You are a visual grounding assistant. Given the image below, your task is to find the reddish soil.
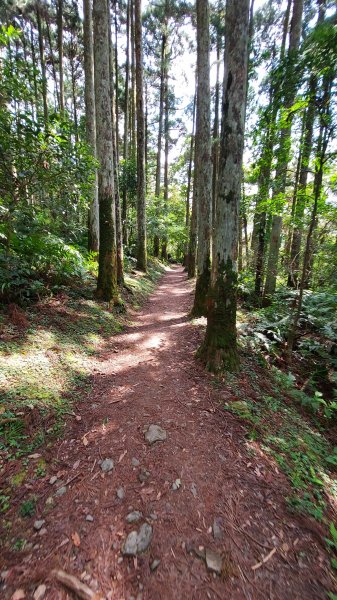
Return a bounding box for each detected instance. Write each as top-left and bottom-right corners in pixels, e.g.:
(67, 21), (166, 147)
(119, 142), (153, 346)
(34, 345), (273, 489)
(0, 267), (334, 599)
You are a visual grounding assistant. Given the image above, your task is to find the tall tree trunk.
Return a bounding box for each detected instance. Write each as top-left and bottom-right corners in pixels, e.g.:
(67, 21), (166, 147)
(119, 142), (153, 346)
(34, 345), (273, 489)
(211, 34), (221, 265)
(161, 50), (169, 261)
(83, 0), (99, 253)
(109, 0), (124, 285)
(93, 0), (118, 301)
(263, 0), (304, 301)
(70, 32), (78, 142)
(153, 30), (166, 258)
(36, 4), (48, 126)
(122, 0), (131, 245)
(191, 0), (212, 317)
(184, 90), (196, 268)
(57, 0), (64, 113)
(199, 0), (250, 372)
(130, 0), (136, 161)
(114, 0), (120, 161)
(187, 178), (198, 279)
(135, 0), (147, 271)
(46, 16), (60, 110)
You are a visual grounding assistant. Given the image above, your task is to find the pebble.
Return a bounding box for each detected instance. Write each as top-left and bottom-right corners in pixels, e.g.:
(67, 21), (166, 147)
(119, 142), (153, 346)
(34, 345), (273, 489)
(205, 548), (222, 575)
(55, 486), (67, 497)
(122, 531), (138, 556)
(213, 517), (223, 540)
(33, 584), (46, 600)
(126, 511), (142, 524)
(45, 496), (54, 506)
(171, 478), (181, 491)
(132, 457), (140, 467)
(33, 520), (45, 531)
(101, 458), (114, 473)
(122, 524), (153, 556)
(150, 559), (160, 571)
(117, 487), (125, 500)
(86, 515), (94, 522)
(39, 528), (47, 536)
(144, 424), (167, 445)
(138, 468), (150, 483)
(49, 476), (57, 485)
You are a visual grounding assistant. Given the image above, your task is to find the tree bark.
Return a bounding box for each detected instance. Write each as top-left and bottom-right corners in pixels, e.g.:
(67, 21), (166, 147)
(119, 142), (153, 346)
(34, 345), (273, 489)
(122, 0), (131, 245)
(191, 0), (212, 317)
(153, 29), (166, 257)
(199, 0), (250, 372)
(36, 4), (48, 126)
(135, 0), (147, 271)
(93, 0), (118, 301)
(83, 0), (99, 253)
(57, 0), (64, 113)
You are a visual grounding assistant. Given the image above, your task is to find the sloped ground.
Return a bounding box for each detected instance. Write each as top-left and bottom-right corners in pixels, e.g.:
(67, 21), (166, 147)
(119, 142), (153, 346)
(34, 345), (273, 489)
(0, 266), (335, 599)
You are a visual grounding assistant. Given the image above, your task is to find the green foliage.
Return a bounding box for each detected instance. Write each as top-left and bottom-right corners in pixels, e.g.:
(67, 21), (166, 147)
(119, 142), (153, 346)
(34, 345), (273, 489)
(19, 497), (36, 517)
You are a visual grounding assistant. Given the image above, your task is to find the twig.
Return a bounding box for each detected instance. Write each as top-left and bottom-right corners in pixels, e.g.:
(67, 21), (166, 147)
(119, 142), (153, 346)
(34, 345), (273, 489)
(251, 547), (276, 571)
(52, 569), (103, 600)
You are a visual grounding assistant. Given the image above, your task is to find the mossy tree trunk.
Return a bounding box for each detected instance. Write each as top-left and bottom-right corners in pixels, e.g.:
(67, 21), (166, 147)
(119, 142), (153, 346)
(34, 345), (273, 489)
(154, 30), (166, 258)
(122, 0), (130, 246)
(83, 0), (99, 253)
(93, 0), (118, 301)
(191, 0), (212, 317)
(199, 0), (250, 372)
(135, 0), (147, 271)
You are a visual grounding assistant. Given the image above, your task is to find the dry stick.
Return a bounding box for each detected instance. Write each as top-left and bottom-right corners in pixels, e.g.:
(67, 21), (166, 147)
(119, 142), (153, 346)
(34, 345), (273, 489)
(52, 569), (103, 600)
(251, 547), (277, 571)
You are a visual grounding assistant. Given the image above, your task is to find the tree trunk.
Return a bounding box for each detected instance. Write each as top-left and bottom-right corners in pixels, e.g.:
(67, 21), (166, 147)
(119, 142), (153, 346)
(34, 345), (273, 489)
(199, 0), (250, 372)
(211, 34), (220, 265)
(57, 0), (64, 113)
(83, 0), (99, 253)
(122, 0), (130, 245)
(153, 30), (166, 257)
(36, 4), (48, 126)
(93, 0), (118, 301)
(135, 0), (147, 271)
(184, 90), (196, 268)
(191, 0), (212, 317)
(263, 0), (304, 301)
(161, 50), (169, 261)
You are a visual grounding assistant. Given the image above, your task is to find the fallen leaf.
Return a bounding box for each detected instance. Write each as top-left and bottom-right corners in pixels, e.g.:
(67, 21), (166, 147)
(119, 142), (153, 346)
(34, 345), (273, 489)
(82, 436), (89, 447)
(28, 453), (41, 459)
(11, 590), (26, 600)
(73, 460), (80, 470)
(71, 532), (81, 547)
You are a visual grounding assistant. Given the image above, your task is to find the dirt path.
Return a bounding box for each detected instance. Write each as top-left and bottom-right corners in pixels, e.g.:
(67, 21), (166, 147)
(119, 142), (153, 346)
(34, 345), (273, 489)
(1, 267), (333, 599)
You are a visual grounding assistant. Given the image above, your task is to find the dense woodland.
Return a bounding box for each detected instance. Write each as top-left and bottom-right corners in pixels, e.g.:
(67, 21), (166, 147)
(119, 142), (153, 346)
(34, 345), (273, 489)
(1, 0), (337, 590)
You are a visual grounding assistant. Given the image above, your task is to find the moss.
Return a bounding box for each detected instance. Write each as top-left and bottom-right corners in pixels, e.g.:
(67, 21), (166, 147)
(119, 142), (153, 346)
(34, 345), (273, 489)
(10, 470), (27, 488)
(198, 257), (239, 372)
(190, 259), (211, 318)
(97, 193), (118, 301)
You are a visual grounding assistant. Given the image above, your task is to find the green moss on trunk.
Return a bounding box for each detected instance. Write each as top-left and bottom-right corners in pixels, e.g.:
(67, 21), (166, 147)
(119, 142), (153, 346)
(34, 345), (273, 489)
(97, 192), (118, 301)
(198, 257), (239, 372)
(190, 259), (210, 317)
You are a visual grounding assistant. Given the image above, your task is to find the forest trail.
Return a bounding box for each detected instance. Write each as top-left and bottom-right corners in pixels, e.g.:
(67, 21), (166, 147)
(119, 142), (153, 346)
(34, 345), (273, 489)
(1, 267), (333, 599)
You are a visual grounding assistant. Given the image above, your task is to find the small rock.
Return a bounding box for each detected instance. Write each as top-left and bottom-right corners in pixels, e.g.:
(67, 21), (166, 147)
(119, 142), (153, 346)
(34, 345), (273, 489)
(144, 424), (167, 445)
(205, 548), (222, 575)
(86, 515), (94, 522)
(149, 513), (157, 521)
(39, 528), (47, 536)
(1, 570), (9, 581)
(45, 496), (54, 506)
(101, 458), (114, 473)
(213, 517), (223, 540)
(171, 478), (181, 491)
(126, 511), (143, 524)
(55, 486), (67, 497)
(33, 584), (46, 600)
(49, 476), (57, 485)
(33, 520), (45, 531)
(136, 523), (153, 553)
(117, 557), (123, 564)
(150, 559), (160, 571)
(191, 483), (197, 498)
(138, 468), (150, 483)
(131, 457), (140, 467)
(11, 590), (26, 600)
(122, 531), (138, 556)
(117, 487), (125, 500)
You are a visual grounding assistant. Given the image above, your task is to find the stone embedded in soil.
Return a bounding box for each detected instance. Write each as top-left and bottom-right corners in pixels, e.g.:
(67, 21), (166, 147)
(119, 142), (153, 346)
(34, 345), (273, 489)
(132, 457), (140, 467)
(55, 486), (67, 497)
(138, 468), (150, 483)
(213, 517), (223, 540)
(122, 524), (153, 556)
(144, 424), (167, 445)
(33, 584), (46, 600)
(39, 528), (47, 536)
(33, 520), (45, 531)
(191, 482), (197, 498)
(171, 478), (181, 491)
(136, 523), (153, 553)
(49, 476), (57, 485)
(122, 531), (138, 556)
(117, 487), (125, 499)
(86, 514), (94, 522)
(126, 511), (143, 524)
(205, 548), (222, 575)
(150, 559), (160, 571)
(100, 458), (114, 473)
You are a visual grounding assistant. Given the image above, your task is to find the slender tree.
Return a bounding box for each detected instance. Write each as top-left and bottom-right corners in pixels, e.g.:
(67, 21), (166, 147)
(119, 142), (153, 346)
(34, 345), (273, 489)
(191, 0), (212, 317)
(135, 0), (147, 271)
(199, 0), (250, 371)
(93, 0), (118, 301)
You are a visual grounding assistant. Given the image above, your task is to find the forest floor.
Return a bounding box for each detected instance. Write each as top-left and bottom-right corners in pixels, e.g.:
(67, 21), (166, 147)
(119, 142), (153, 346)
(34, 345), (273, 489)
(1, 266), (336, 600)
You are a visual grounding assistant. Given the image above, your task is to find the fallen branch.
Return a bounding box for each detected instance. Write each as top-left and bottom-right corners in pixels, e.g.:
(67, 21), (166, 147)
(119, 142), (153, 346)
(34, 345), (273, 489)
(52, 569), (103, 600)
(251, 547), (276, 571)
